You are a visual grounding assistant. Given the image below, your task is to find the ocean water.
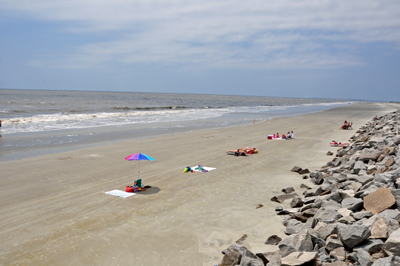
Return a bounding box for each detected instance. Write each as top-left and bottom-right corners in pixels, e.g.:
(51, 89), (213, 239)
(0, 89), (353, 161)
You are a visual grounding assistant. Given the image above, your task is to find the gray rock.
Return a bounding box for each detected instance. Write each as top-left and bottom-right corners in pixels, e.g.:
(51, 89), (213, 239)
(239, 254), (264, 266)
(353, 160), (367, 174)
(316, 247), (330, 262)
(219, 248), (241, 266)
(290, 196), (303, 208)
(314, 209), (342, 224)
(222, 244), (264, 266)
(321, 200), (342, 211)
(315, 223), (337, 240)
(383, 228), (400, 256)
(280, 251), (317, 266)
(302, 196), (317, 205)
(351, 211), (373, 220)
(330, 246), (346, 262)
(371, 255), (400, 266)
(291, 166), (302, 172)
(300, 183), (311, 189)
(284, 219), (303, 235)
(357, 249), (373, 266)
(271, 192), (298, 203)
(279, 228), (314, 257)
(310, 172), (324, 185)
(298, 168), (310, 175)
(336, 216), (356, 224)
(256, 249), (281, 266)
(337, 223), (371, 248)
(347, 174), (375, 186)
(341, 197), (364, 211)
(377, 208), (400, 221)
(353, 239), (384, 254)
(359, 150), (381, 162)
(278, 235), (296, 257)
(325, 234), (343, 252)
(304, 186), (323, 197)
(308, 228), (325, 249)
(282, 186), (295, 194)
(265, 235), (282, 245)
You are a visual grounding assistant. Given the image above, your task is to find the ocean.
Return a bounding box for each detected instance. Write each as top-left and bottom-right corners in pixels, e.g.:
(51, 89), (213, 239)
(0, 89), (353, 161)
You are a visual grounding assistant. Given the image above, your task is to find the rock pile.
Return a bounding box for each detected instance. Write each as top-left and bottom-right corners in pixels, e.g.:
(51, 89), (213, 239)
(218, 110), (400, 266)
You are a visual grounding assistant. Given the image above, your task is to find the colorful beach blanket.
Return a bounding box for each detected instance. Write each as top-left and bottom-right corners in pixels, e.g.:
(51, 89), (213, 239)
(105, 189), (136, 198)
(191, 165), (216, 172)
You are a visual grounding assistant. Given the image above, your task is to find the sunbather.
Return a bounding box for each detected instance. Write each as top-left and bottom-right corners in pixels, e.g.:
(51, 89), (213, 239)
(226, 149), (246, 156)
(241, 147), (258, 154)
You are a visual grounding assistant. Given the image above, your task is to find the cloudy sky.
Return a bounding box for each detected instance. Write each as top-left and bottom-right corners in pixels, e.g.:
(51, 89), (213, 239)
(1, 0), (399, 101)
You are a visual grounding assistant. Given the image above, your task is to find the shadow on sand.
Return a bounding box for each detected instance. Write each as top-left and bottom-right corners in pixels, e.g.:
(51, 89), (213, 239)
(135, 186), (161, 195)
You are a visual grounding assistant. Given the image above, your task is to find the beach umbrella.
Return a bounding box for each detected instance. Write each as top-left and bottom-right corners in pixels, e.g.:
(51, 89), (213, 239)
(125, 153), (155, 179)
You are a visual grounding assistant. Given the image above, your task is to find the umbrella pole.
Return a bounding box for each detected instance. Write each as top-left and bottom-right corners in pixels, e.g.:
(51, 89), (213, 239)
(138, 160), (140, 180)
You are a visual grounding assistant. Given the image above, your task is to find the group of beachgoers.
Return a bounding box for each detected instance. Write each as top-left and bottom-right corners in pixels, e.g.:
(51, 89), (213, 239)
(267, 131), (294, 140)
(340, 120), (353, 130)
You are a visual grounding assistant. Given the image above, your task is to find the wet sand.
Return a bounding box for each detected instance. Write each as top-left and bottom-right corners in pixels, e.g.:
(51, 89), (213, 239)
(0, 102), (397, 266)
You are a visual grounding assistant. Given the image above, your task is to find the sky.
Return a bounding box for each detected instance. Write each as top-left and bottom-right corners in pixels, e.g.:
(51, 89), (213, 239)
(0, 0), (399, 102)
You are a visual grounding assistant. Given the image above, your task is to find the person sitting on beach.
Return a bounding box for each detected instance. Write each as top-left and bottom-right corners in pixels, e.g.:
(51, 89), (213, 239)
(373, 116), (378, 121)
(276, 133), (280, 138)
(341, 121), (348, 130)
(282, 134), (287, 139)
(286, 131), (291, 138)
(289, 131), (294, 138)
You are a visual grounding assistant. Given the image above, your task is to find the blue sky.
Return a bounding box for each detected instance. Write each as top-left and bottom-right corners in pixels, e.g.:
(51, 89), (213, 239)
(1, 0), (399, 101)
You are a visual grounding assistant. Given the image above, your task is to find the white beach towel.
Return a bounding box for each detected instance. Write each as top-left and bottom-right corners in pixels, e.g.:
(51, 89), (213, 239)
(191, 166), (216, 172)
(105, 189), (136, 198)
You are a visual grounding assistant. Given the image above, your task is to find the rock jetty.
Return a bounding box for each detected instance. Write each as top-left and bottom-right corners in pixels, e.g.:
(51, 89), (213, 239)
(217, 110), (400, 266)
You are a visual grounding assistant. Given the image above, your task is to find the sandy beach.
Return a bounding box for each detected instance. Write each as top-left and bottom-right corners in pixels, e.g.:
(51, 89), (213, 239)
(0, 102), (398, 266)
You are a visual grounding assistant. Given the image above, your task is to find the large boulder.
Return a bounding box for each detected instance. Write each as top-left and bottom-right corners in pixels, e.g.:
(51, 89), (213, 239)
(364, 187), (396, 214)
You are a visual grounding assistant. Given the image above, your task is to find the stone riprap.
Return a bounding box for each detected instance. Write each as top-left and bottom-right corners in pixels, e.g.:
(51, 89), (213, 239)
(218, 110), (400, 266)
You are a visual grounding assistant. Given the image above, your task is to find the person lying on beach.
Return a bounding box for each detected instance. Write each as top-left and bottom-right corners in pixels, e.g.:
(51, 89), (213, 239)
(226, 149), (247, 156)
(240, 147), (258, 154)
(330, 140), (349, 147)
(227, 147), (258, 155)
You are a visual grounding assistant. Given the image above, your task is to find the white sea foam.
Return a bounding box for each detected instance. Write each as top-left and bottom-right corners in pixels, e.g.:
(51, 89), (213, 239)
(1, 102), (353, 135)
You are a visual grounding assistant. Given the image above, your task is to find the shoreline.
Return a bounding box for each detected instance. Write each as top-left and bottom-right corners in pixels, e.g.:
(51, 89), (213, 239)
(0, 102), (353, 162)
(0, 102), (398, 265)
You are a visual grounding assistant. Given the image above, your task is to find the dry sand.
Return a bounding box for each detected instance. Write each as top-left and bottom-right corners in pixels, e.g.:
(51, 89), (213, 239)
(0, 102), (398, 266)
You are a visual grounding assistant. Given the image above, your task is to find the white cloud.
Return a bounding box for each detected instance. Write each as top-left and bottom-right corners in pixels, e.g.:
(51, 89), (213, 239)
(3, 0), (400, 69)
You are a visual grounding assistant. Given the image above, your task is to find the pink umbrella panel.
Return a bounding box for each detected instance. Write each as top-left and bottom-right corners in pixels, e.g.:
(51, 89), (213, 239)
(125, 153), (155, 179)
